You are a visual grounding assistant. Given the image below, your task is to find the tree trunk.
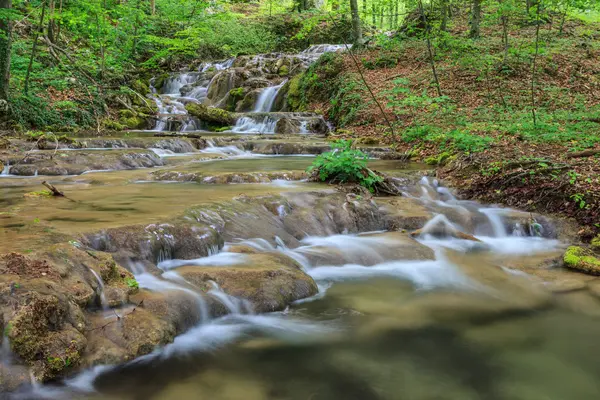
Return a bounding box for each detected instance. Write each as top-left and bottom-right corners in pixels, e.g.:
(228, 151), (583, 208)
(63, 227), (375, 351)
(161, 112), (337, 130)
(440, 0), (448, 31)
(150, 0), (155, 15)
(349, 0), (363, 45)
(24, 0), (47, 95)
(371, 3), (376, 26)
(0, 0), (12, 104)
(418, 0), (443, 97)
(470, 0), (482, 38)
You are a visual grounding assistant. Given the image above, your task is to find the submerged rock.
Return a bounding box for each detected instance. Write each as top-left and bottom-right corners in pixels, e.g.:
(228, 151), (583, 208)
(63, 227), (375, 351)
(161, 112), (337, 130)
(564, 246), (600, 275)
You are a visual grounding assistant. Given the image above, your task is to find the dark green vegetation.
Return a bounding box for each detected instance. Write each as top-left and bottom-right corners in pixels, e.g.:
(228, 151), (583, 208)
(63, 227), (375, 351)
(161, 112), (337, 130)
(308, 139), (383, 191)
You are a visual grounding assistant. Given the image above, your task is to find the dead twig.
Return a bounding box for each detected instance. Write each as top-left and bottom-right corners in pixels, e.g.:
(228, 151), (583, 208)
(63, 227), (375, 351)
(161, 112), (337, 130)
(42, 181), (64, 197)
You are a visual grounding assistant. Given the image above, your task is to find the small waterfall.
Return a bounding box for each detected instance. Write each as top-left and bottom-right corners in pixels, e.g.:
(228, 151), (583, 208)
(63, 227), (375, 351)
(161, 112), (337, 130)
(89, 268), (109, 311)
(1, 161), (10, 176)
(1, 333), (13, 366)
(207, 281), (250, 315)
(200, 140), (252, 157)
(232, 116), (277, 134)
(253, 80), (287, 112)
(480, 208), (508, 237)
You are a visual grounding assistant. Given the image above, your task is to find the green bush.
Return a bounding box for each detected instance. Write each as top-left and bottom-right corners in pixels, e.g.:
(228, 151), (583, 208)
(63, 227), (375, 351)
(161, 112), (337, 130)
(308, 140), (383, 192)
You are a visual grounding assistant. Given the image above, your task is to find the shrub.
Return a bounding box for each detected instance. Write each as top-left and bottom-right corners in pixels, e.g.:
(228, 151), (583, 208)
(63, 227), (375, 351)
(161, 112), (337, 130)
(307, 140), (383, 192)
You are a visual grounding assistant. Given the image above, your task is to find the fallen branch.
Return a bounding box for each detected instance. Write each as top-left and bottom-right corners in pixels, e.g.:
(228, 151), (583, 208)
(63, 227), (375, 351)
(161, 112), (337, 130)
(566, 149), (600, 159)
(42, 181), (64, 197)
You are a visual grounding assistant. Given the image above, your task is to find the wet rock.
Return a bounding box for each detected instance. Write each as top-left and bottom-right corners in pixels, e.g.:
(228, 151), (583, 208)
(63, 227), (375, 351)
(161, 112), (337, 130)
(177, 252), (318, 313)
(206, 70), (243, 107)
(275, 117), (301, 134)
(564, 246), (600, 275)
(84, 223), (224, 264)
(185, 103), (236, 126)
(411, 218), (482, 242)
(8, 149), (163, 176)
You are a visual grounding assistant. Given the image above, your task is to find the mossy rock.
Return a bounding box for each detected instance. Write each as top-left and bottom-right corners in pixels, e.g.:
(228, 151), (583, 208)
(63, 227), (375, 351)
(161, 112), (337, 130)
(185, 103), (235, 126)
(118, 109), (137, 118)
(355, 137), (379, 145)
(591, 235), (600, 252)
(102, 118), (126, 131)
(564, 246), (600, 275)
(278, 65), (290, 76)
(132, 79), (150, 96)
(119, 116), (147, 130)
(152, 73), (170, 92)
(425, 151), (454, 166)
(286, 74), (304, 111)
(226, 87), (248, 112)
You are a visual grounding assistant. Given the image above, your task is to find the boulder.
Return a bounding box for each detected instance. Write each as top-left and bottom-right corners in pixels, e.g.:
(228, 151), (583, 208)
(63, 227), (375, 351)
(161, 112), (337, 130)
(176, 252), (318, 313)
(275, 118), (301, 134)
(564, 246), (600, 275)
(185, 103), (236, 126)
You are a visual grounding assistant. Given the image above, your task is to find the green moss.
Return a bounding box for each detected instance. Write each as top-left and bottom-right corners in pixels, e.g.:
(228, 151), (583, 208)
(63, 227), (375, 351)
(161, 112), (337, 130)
(120, 116), (146, 129)
(564, 246), (600, 275)
(102, 118), (126, 131)
(425, 151), (453, 166)
(591, 235), (600, 252)
(185, 103), (235, 126)
(278, 65), (289, 76)
(132, 80), (150, 96)
(286, 74), (304, 111)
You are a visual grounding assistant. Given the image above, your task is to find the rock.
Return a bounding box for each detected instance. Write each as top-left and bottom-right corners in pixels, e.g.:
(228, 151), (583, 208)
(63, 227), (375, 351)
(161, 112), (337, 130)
(591, 235), (600, 252)
(177, 252), (318, 313)
(564, 246), (600, 275)
(185, 103), (236, 126)
(411, 219), (482, 242)
(275, 118), (301, 134)
(226, 87), (248, 111)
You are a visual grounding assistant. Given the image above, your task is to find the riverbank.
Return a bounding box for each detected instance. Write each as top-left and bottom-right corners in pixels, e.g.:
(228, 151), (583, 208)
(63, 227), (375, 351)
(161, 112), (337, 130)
(289, 15), (600, 241)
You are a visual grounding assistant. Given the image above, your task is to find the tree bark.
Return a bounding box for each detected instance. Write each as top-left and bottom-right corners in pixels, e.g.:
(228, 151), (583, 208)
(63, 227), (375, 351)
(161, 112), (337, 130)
(349, 0), (363, 45)
(440, 0), (448, 31)
(0, 0), (12, 104)
(25, 1), (47, 95)
(150, 0), (155, 15)
(418, 0), (443, 97)
(470, 0), (482, 38)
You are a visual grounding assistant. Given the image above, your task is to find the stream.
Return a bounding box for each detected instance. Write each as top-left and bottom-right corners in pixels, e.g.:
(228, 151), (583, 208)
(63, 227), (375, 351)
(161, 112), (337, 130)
(2, 45), (600, 400)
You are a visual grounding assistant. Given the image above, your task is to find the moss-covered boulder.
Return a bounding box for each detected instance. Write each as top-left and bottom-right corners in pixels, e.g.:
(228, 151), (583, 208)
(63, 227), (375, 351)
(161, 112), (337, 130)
(226, 87), (249, 112)
(185, 103), (236, 126)
(591, 235), (600, 252)
(564, 246), (600, 275)
(177, 252), (318, 313)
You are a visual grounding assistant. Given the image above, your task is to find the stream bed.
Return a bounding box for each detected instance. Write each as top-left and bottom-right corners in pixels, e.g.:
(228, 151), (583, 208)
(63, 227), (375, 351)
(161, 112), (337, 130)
(2, 45), (600, 400)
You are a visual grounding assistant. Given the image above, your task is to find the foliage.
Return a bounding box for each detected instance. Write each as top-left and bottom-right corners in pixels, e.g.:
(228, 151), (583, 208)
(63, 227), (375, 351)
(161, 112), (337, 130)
(126, 278), (139, 290)
(308, 140), (383, 192)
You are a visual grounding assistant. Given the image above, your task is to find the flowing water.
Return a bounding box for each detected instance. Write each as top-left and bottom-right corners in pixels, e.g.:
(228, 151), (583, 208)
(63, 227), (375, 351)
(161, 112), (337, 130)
(3, 45), (600, 400)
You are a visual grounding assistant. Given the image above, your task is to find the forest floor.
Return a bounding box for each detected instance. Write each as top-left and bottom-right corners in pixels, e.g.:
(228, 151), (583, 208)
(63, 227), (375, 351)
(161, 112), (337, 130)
(306, 16), (600, 240)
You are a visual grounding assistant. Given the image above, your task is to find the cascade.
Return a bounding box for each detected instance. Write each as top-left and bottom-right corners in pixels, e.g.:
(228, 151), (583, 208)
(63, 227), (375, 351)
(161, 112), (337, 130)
(88, 268), (109, 311)
(253, 80), (287, 112)
(148, 45), (349, 133)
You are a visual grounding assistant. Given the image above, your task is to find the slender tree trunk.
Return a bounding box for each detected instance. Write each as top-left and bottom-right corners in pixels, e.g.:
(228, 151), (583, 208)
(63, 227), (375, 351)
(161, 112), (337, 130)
(150, 0), (155, 15)
(470, 0), (482, 38)
(418, 0), (442, 96)
(0, 0), (12, 104)
(362, 0), (367, 18)
(349, 0), (363, 45)
(24, 0), (48, 95)
(372, 3), (376, 26)
(559, 3), (568, 34)
(379, 6), (383, 28)
(47, 0), (57, 43)
(531, 1), (541, 126)
(440, 0), (448, 31)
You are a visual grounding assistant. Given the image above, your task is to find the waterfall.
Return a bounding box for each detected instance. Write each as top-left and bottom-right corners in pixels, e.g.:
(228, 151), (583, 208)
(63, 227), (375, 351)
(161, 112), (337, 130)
(232, 116), (277, 134)
(479, 208), (508, 237)
(89, 268), (109, 311)
(253, 80), (287, 112)
(207, 281), (249, 315)
(1, 161), (10, 176)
